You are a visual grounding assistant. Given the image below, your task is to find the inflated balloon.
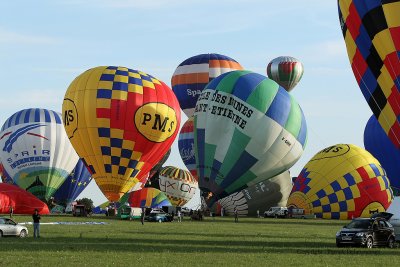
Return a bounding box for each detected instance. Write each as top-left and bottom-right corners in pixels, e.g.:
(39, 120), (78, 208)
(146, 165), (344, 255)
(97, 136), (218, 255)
(287, 144), (393, 219)
(62, 66), (181, 201)
(217, 171), (292, 216)
(364, 115), (400, 195)
(158, 166), (198, 206)
(0, 183), (49, 214)
(194, 70), (307, 204)
(124, 187), (171, 208)
(148, 148), (171, 180)
(178, 117), (197, 180)
(53, 159), (92, 206)
(338, 0), (400, 148)
(172, 53), (243, 117)
(266, 56), (304, 92)
(0, 162), (13, 184)
(0, 109), (79, 201)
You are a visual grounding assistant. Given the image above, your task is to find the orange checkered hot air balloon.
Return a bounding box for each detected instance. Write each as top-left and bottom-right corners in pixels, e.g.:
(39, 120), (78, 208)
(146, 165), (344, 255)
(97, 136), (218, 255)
(62, 66), (181, 201)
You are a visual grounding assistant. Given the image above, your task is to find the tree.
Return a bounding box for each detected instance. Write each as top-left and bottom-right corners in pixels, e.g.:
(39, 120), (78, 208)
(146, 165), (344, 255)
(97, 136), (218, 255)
(76, 197), (94, 211)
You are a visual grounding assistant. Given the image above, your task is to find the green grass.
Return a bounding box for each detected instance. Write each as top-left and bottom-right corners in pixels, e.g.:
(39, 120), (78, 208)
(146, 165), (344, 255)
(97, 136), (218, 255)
(0, 215), (398, 266)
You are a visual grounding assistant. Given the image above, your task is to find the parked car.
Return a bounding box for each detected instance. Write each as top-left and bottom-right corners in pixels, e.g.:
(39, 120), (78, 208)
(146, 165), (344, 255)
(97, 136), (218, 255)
(0, 217), (28, 238)
(371, 212), (400, 241)
(336, 217), (396, 248)
(145, 211), (173, 222)
(264, 207), (288, 218)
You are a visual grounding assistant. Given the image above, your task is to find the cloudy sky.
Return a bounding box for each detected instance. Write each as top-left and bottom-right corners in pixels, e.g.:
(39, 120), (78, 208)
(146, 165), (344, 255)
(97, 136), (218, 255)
(0, 1), (372, 206)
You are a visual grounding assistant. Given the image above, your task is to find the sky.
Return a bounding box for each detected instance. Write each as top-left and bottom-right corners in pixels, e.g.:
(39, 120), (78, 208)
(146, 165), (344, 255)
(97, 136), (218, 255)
(0, 1), (373, 207)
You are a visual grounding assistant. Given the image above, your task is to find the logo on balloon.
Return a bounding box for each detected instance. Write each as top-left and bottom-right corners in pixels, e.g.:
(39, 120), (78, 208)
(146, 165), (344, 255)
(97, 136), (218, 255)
(134, 103), (177, 142)
(62, 98), (78, 139)
(311, 144), (350, 161)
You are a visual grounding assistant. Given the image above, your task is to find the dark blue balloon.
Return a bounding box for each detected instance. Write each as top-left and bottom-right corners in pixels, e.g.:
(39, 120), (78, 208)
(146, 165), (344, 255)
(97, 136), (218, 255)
(53, 159), (92, 204)
(364, 115), (400, 195)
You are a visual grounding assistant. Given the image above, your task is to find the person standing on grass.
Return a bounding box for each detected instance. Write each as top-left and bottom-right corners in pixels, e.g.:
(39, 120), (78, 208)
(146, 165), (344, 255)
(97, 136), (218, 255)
(32, 209), (41, 238)
(234, 207), (238, 223)
(177, 210), (182, 222)
(9, 205), (14, 218)
(141, 207), (145, 225)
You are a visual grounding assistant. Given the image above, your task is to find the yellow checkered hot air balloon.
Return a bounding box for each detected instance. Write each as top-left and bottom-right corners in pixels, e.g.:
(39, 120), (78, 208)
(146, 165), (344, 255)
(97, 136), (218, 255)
(62, 66), (181, 201)
(287, 144), (393, 219)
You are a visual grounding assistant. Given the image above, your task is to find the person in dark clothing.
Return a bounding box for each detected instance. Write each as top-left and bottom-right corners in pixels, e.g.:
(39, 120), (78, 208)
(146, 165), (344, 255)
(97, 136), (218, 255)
(9, 206), (14, 218)
(32, 209), (41, 238)
(141, 208), (145, 225)
(234, 207), (238, 223)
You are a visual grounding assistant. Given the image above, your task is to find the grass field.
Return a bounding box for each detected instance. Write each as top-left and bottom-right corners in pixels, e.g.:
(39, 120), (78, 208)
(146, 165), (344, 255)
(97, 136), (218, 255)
(0, 215), (399, 267)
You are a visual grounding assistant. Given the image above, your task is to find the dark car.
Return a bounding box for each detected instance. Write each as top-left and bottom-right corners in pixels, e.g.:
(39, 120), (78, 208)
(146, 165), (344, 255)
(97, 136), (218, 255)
(145, 211), (173, 222)
(336, 217), (396, 248)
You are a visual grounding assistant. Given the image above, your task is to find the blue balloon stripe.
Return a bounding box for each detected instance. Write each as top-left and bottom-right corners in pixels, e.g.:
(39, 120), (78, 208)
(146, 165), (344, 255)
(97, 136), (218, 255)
(266, 89), (291, 127)
(231, 72), (265, 102)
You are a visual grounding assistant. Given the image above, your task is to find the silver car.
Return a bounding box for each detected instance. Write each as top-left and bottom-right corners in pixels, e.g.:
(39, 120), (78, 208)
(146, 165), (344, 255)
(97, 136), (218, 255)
(0, 217), (28, 238)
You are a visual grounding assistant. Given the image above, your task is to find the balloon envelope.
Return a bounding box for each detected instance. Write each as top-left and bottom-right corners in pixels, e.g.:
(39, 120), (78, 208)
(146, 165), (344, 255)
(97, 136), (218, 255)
(158, 166), (198, 206)
(123, 187), (171, 208)
(53, 159), (92, 205)
(287, 144), (393, 219)
(0, 183), (49, 214)
(178, 116), (197, 180)
(364, 115), (400, 195)
(0, 162), (13, 184)
(0, 108), (79, 201)
(217, 171), (293, 217)
(172, 53), (243, 117)
(62, 66), (181, 201)
(338, 0), (400, 148)
(266, 56), (304, 92)
(194, 70), (307, 204)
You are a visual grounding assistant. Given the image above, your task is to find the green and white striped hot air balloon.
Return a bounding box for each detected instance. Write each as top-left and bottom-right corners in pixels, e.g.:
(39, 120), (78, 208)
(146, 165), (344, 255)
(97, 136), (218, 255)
(194, 70), (307, 205)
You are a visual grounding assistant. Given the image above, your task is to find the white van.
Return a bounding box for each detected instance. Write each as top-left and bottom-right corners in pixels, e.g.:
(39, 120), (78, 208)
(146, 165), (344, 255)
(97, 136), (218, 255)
(264, 207), (288, 218)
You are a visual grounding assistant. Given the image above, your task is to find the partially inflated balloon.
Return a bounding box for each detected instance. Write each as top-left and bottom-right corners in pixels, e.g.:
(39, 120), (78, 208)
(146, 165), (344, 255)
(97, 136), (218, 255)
(217, 171), (292, 216)
(287, 144), (393, 219)
(266, 56), (304, 92)
(0, 109), (79, 201)
(159, 166), (198, 206)
(53, 159), (92, 205)
(194, 70), (307, 204)
(0, 183), (49, 214)
(62, 66), (181, 201)
(124, 187), (171, 208)
(364, 115), (400, 195)
(172, 53), (243, 117)
(178, 117), (197, 180)
(338, 0), (400, 148)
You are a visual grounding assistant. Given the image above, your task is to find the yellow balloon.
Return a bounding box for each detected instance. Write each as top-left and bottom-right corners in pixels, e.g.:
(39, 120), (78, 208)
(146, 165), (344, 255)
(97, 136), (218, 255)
(287, 144), (393, 219)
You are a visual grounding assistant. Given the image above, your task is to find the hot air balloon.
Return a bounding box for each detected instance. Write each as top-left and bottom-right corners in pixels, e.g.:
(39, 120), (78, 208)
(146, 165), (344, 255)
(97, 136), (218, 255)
(171, 53), (243, 117)
(338, 0), (400, 148)
(194, 70), (307, 205)
(148, 148), (171, 181)
(123, 187), (171, 208)
(178, 116), (197, 180)
(217, 171), (292, 217)
(0, 183), (49, 214)
(364, 115), (400, 195)
(287, 144), (393, 219)
(0, 108), (79, 201)
(0, 162), (13, 184)
(53, 159), (92, 206)
(62, 66), (181, 201)
(266, 56), (304, 92)
(158, 166), (198, 206)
